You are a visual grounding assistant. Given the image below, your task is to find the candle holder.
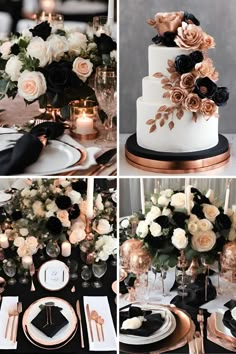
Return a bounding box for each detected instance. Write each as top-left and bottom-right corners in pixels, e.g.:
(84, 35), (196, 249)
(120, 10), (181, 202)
(70, 100), (99, 140)
(35, 12), (64, 29)
(93, 16), (112, 37)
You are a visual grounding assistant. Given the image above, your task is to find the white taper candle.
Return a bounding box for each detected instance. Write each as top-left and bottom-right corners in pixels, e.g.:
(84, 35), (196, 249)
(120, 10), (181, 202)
(86, 178), (94, 218)
(140, 179), (145, 215)
(107, 0), (114, 25)
(224, 179), (232, 214)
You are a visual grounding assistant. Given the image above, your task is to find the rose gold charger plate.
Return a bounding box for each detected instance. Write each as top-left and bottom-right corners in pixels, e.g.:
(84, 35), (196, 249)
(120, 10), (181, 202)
(120, 306), (195, 354)
(207, 313), (236, 352)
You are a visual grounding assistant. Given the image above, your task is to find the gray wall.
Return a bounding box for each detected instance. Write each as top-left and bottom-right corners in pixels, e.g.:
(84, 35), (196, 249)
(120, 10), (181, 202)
(120, 0), (235, 133)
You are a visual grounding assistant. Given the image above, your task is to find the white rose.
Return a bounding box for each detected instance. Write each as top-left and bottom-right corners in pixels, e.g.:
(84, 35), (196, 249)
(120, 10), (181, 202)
(13, 237), (25, 247)
(59, 179), (70, 188)
(23, 199), (30, 207)
(164, 189), (174, 198)
(162, 207), (171, 216)
(46, 34), (69, 61)
(146, 206), (161, 224)
(21, 29), (32, 38)
(158, 196), (169, 206)
(150, 196), (157, 205)
(192, 230), (216, 252)
(46, 211), (54, 218)
(120, 218), (129, 228)
(68, 32), (87, 55)
(30, 189), (37, 197)
(21, 188), (30, 197)
(19, 228), (29, 237)
(188, 221), (198, 234)
(0, 41), (12, 59)
(87, 42), (97, 52)
(96, 219), (112, 235)
(46, 200), (58, 212)
(72, 57), (93, 82)
(171, 228), (188, 250)
(69, 228), (86, 244)
(25, 236), (38, 251)
(27, 37), (52, 67)
(189, 214), (198, 222)
(32, 200), (45, 217)
(17, 244), (30, 257)
(5, 55), (23, 81)
(71, 221), (86, 231)
(203, 204), (220, 222)
(136, 220), (149, 238)
(95, 194), (104, 211)
(57, 210), (71, 227)
(150, 222), (162, 237)
(18, 70), (47, 102)
(171, 193), (186, 209)
(198, 219), (213, 232)
(67, 190), (82, 204)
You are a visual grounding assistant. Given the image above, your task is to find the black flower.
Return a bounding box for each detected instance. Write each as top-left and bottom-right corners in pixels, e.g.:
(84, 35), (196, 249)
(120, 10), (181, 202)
(152, 34), (162, 45)
(0, 208), (7, 223)
(213, 87), (229, 107)
(184, 12), (200, 26)
(94, 34), (117, 55)
(194, 77), (217, 99)
(154, 215), (169, 228)
(12, 210), (22, 221)
(30, 21), (52, 41)
(11, 44), (20, 56)
(191, 187), (211, 205)
(55, 196), (71, 210)
(72, 180), (87, 194)
(42, 61), (75, 94)
(175, 54), (195, 74)
(46, 216), (63, 235)
(69, 204), (80, 220)
(191, 204), (204, 219)
(172, 212), (189, 229)
(215, 213), (232, 231)
(161, 32), (177, 47)
(190, 51), (204, 64)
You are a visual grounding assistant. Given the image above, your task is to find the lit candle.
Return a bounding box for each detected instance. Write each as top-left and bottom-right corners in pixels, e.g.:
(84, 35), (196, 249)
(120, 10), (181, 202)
(40, 0), (55, 13)
(96, 26), (106, 36)
(0, 234), (9, 249)
(61, 241), (71, 257)
(140, 179), (145, 215)
(154, 179), (160, 194)
(22, 255), (33, 269)
(185, 178), (190, 215)
(86, 178), (94, 218)
(75, 112), (94, 135)
(107, 0), (114, 25)
(224, 179), (232, 214)
(205, 189), (214, 203)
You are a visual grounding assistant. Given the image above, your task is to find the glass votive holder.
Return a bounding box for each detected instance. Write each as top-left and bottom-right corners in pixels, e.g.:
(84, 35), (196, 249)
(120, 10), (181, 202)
(36, 12), (64, 30)
(70, 100), (99, 140)
(93, 16), (112, 37)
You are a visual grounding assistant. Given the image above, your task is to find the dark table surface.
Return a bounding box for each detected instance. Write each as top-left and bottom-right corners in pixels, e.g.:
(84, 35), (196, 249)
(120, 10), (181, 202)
(0, 255), (117, 354)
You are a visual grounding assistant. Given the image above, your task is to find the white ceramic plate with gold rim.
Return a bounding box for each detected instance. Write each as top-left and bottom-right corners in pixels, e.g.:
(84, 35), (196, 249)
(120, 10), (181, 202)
(22, 297), (77, 346)
(215, 312), (236, 339)
(38, 260), (70, 291)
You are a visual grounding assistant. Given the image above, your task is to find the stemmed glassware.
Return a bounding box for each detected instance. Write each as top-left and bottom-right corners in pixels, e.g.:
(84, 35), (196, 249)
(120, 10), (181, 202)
(93, 16), (112, 36)
(92, 260), (107, 288)
(94, 66), (117, 144)
(81, 265), (92, 288)
(3, 259), (17, 285)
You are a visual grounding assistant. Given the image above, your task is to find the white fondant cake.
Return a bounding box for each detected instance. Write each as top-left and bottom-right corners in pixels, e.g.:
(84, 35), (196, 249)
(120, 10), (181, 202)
(136, 45), (219, 153)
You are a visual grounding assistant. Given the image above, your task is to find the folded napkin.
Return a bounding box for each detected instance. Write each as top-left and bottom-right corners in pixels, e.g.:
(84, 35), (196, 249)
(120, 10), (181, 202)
(31, 304), (68, 338)
(120, 306), (164, 337)
(84, 296), (116, 351)
(222, 301), (236, 337)
(0, 296), (19, 350)
(0, 122), (64, 175)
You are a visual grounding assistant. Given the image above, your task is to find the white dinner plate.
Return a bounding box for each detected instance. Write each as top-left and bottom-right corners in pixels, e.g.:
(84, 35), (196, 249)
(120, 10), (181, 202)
(0, 133), (82, 175)
(38, 260), (70, 291)
(215, 312), (236, 339)
(22, 297), (77, 346)
(0, 192), (12, 203)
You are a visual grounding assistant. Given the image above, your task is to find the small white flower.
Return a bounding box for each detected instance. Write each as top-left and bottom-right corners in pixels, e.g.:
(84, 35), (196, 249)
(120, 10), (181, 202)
(162, 207), (171, 216)
(136, 220), (149, 238)
(27, 37), (52, 67)
(19, 228), (29, 237)
(198, 219), (213, 232)
(30, 189), (37, 197)
(14, 236), (25, 247)
(150, 196), (157, 205)
(0, 41), (12, 59)
(150, 222), (162, 237)
(87, 42), (97, 51)
(67, 190), (82, 204)
(68, 32), (87, 55)
(146, 206), (161, 224)
(46, 34), (69, 61)
(171, 228), (188, 250)
(59, 179), (70, 188)
(171, 193), (186, 209)
(158, 196), (169, 207)
(5, 55), (23, 81)
(120, 218), (129, 228)
(95, 194), (104, 211)
(96, 219), (113, 235)
(188, 221), (198, 234)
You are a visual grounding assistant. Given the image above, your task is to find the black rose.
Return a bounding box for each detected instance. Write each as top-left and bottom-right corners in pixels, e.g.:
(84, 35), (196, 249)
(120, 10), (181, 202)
(72, 180), (87, 194)
(30, 21), (52, 41)
(154, 215), (169, 228)
(184, 12), (200, 26)
(191, 204), (205, 219)
(69, 204), (80, 220)
(152, 34), (162, 45)
(0, 208), (7, 223)
(191, 187), (211, 205)
(11, 44), (20, 56)
(190, 51), (204, 64)
(55, 196), (71, 210)
(161, 32), (177, 47)
(43, 61), (75, 94)
(94, 34), (117, 55)
(215, 213), (232, 231)
(175, 54), (195, 74)
(12, 210), (22, 221)
(173, 212), (189, 229)
(46, 216), (62, 235)
(194, 77), (217, 99)
(213, 87), (229, 107)
(145, 234), (164, 249)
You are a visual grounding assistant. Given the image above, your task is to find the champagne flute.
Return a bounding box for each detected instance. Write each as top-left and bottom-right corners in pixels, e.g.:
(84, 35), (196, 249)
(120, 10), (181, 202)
(94, 66), (117, 144)
(3, 259), (17, 285)
(92, 260), (107, 288)
(81, 265), (92, 288)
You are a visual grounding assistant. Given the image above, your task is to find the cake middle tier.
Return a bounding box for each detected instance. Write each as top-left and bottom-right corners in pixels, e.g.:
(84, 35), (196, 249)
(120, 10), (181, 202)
(142, 76), (171, 104)
(136, 97), (219, 153)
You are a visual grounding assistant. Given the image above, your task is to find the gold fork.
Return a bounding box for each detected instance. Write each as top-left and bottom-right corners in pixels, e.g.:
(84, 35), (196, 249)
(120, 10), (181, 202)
(13, 302), (22, 343)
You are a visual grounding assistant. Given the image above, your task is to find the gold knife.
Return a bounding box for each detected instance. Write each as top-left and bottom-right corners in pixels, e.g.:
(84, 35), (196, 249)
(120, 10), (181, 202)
(76, 300), (84, 348)
(86, 304), (94, 342)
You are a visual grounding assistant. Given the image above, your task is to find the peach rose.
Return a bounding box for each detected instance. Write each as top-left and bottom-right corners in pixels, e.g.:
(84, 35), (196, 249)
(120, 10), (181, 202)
(180, 73), (196, 90)
(192, 230), (216, 252)
(72, 57), (93, 82)
(195, 58), (219, 81)
(175, 22), (204, 50)
(200, 33), (215, 50)
(18, 70), (47, 102)
(184, 93), (202, 112)
(200, 98), (217, 117)
(149, 12), (184, 36)
(198, 219), (213, 232)
(57, 210), (71, 228)
(170, 87), (187, 104)
(188, 221), (198, 234)
(69, 228), (86, 244)
(203, 204), (220, 222)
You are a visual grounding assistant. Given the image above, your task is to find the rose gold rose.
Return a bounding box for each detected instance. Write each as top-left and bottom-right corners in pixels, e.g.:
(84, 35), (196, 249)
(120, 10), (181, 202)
(180, 73), (196, 90)
(200, 33), (215, 50)
(170, 87), (187, 104)
(175, 22), (204, 50)
(200, 98), (217, 117)
(148, 12), (184, 36)
(184, 93), (202, 112)
(195, 58), (219, 81)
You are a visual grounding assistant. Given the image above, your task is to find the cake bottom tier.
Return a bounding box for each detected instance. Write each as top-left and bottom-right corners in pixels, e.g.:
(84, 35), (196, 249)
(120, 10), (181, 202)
(137, 97), (219, 153)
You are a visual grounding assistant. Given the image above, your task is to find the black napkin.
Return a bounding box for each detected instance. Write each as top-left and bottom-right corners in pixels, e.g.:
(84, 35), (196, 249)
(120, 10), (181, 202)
(31, 305), (69, 338)
(222, 310), (236, 337)
(0, 122), (64, 175)
(120, 306), (165, 337)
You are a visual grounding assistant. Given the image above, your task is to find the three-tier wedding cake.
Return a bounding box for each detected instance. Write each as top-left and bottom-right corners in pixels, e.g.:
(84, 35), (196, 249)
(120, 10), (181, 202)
(125, 11), (230, 173)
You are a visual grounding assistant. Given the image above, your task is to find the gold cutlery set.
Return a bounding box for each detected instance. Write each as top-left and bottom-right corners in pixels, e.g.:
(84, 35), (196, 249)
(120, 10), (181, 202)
(86, 304), (105, 342)
(4, 302), (22, 343)
(188, 309), (205, 354)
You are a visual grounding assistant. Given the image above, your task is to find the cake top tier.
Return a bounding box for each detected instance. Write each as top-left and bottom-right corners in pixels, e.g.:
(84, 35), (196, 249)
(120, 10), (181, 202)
(148, 11), (215, 50)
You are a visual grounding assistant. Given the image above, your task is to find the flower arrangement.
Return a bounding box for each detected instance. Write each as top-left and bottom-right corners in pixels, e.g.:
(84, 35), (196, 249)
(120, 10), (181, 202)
(0, 178), (117, 264)
(120, 187), (232, 270)
(0, 21), (116, 116)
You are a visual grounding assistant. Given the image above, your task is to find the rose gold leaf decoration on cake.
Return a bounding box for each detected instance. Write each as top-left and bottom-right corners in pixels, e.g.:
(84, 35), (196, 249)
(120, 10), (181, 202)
(167, 67), (176, 73)
(162, 84), (172, 90)
(161, 78), (169, 84)
(155, 113), (162, 120)
(149, 124), (156, 133)
(169, 121), (175, 130)
(176, 108), (184, 120)
(170, 73), (179, 82)
(147, 18), (156, 27)
(166, 107), (174, 114)
(146, 119), (156, 125)
(168, 60), (175, 68)
(153, 72), (163, 78)
(160, 119), (165, 127)
(158, 105), (167, 112)
(163, 92), (170, 98)
(192, 112), (198, 122)
(164, 113), (169, 120)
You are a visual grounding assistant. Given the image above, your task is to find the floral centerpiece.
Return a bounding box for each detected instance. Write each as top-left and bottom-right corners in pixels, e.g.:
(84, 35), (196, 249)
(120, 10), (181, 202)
(120, 187), (232, 271)
(0, 21), (116, 119)
(0, 178), (117, 267)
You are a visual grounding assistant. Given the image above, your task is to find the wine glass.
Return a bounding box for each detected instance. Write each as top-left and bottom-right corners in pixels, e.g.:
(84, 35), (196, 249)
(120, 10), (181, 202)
(94, 66), (117, 144)
(92, 260), (107, 288)
(3, 259), (17, 285)
(81, 265), (92, 288)
(93, 16), (112, 36)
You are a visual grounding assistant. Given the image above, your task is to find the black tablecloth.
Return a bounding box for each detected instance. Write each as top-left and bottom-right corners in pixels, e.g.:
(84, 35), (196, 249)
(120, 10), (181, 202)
(0, 253), (116, 354)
